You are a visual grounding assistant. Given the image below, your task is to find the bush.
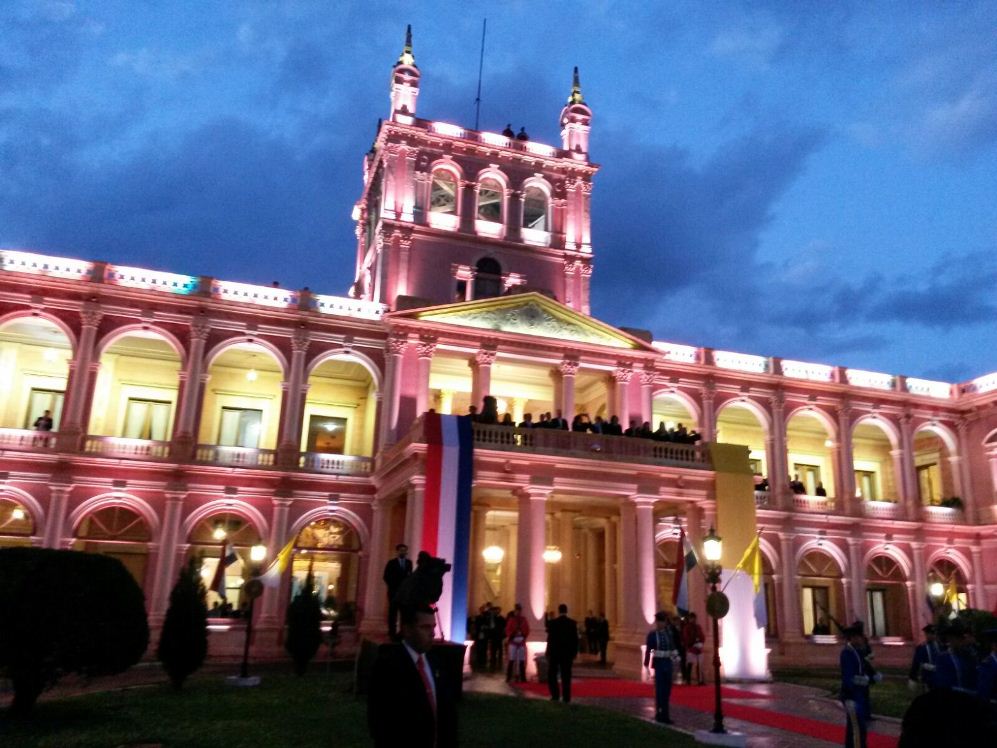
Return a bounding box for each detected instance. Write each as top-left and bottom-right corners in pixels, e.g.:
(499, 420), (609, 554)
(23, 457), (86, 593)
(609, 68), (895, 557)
(285, 570), (323, 675)
(0, 547), (149, 715)
(156, 557), (208, 689)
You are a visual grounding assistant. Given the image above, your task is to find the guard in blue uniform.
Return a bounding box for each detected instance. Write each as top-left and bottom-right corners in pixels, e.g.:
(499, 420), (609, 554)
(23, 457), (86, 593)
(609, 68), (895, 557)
(908, 623), (940, 692)
(643, 611), (678, 724)
(841, 623), (878, 748)
(935, 622), (977, 694)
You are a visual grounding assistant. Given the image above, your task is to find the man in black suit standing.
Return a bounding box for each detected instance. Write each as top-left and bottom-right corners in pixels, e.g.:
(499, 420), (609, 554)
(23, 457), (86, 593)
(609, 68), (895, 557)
(368, 604), (458, 748)
(383, 543), (413, 639)
(546, 603), (579, 703)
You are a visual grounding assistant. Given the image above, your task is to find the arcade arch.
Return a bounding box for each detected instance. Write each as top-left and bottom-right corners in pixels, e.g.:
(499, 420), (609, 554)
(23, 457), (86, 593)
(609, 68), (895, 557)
(200, 342), (285, 450)
(912, 425), (959, 505)
(786, 409), (836, 497)
(797, 548), (845, 636)
(852, 419), (899, 502)
(651, 391), (699, 435)
(185, 508), (264, 612)
(0, 495), (35, 548)
(71, 504), (152, 588)
(865, 554), (910, 639)
(928, 556), (969, 611)
(715, 401), (768, 480)
(292, 515), (364, 625)
(88, 330), (182, 441)
(0, 316), (72, 430)
(303, 355), (378, 457)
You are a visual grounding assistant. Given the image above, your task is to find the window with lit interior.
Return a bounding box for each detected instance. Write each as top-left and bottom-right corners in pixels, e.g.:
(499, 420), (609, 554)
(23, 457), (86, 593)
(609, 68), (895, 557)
(522, 186), (548, 231)
(430, 170), (457, 214)
(477, 178), (503, 223)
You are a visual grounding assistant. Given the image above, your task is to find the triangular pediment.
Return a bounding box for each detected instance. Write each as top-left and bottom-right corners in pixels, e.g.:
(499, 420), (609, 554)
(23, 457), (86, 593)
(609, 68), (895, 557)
(392, 293), (649, 350)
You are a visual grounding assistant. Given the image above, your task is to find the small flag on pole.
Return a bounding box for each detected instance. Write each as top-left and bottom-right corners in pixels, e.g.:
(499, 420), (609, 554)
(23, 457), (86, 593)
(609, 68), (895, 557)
(209, 542), (238, 597)
(735, 534), (767, 629)
(672, 528), (698, 616)
(259, 537), (296, 588)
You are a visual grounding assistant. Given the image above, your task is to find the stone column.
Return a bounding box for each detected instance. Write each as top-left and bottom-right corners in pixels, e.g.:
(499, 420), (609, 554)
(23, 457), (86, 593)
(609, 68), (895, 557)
(507, 189), (523, 243)
(43, 483), (73, 548)
(584, 528), (600, 617)
(59, 303), (103, 449)
(148, 491), (186, 625)
(404, 479), (427, 554)
(459, 179), (475, 234)
(603, 517), (619, 625)
(898, 411), (918, 517)
(360, 496), (394, 636)
(278, 328), (310, 464)
(378, 333), (408, 447)
(259, 498), (292, 627)
(579, 262), (592, 316)
(910, 542), (927, 633)
(847, 538), (865, 626)
(562, 260), (578, 309)
(700, 378), (716, 441)
(956, 419), (976, 522)
(414, 336), (436, 417)
(469, 504), (490, 608)
(618, 500), (638, 633)
(554, 510), (578, 613)
(905, 581), (919, 641)
(639, 366), (656, 426)
(632, 497), (657, 627)
(560, 357), (578, 420)
(837, 402), (857, 514)
(891, 448), (912, 517)
(172, 315), (210, 458)
(970, 544), (986, 609)
(779, 533), (802, 639)
(609, 365), (632, 423)
(515, 486), (549, 633)
(769, 390), (789, 508)
(470, 347), (495, 407)
(685, 502), (708, 625)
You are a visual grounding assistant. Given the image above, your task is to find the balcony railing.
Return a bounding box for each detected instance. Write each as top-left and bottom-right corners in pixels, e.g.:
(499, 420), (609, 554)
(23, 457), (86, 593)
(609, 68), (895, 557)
(922, 505), (965, 524)
(194, 445), (278, 468)
(470, 423), (711, 468)
(299, 452), (373, 476)
(0, 428), (59, 451)
(792, 494), (836, 513)
(862, 500), (903, 519)
(753, 491), (771, 508)
(84, 435), (172, 459)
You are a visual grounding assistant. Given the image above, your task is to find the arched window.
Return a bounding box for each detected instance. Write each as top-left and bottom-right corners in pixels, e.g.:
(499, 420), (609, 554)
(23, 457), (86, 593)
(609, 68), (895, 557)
(0, 497), (34, 548)
(293, 517), (362, 624)
(477, 178), (503, 223)
(522, 186), (548, 231)
(473, 257), (503, 300)
(186, 512), (264, 612)
(430, 170), (457, 214)
(73, 506), (152, 588)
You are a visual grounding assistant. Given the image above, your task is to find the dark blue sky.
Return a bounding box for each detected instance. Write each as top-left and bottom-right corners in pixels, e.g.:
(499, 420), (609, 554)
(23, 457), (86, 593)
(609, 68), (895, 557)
(3, 1), (997, 381)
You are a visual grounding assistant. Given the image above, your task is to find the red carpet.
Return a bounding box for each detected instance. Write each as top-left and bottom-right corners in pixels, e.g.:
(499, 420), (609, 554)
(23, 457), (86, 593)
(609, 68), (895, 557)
(513, 679), (898, 748)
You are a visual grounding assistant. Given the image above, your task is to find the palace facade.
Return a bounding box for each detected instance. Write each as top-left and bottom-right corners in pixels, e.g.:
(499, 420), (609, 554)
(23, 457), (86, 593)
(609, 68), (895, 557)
(1, 34), (995, 669)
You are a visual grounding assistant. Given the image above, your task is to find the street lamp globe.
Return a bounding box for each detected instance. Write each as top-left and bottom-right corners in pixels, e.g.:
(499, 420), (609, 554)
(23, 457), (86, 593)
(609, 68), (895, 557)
(928, 580), (944, 599)
(703, 527), (723, 563)
(250, 544), (267, 563)
(542, 546), (562, 564)
(482, 545), (505, 564)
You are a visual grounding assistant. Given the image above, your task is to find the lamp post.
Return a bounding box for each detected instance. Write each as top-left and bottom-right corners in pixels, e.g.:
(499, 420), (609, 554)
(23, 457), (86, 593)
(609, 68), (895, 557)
(235, 544), (267, 683)
(702, 526), (728, 735)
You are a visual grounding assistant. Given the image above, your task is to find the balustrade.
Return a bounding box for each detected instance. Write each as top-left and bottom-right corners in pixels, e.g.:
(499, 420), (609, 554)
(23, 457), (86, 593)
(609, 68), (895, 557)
(792, 493), (836, 513)
(921, 505), (966, 524)
(862, 500), (903, 519)
(0, 428), (60, 451)
(83, 435), (172, 459)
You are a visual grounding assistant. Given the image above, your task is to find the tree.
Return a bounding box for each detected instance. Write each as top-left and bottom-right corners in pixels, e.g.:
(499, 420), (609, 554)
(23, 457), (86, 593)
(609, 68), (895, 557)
(157, 556), (208, 689)
(0, 547), (149, 715)
(285, 569), (323, 675)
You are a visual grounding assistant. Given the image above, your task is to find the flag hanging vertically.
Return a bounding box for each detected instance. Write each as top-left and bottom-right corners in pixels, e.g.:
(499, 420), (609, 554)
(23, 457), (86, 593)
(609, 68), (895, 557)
(421, 412), (474, 643)
(209, 541), (238, 597)
(735, 533), (767, 629)
(672, 528), (698, 616)
(259, 536), (296, 588)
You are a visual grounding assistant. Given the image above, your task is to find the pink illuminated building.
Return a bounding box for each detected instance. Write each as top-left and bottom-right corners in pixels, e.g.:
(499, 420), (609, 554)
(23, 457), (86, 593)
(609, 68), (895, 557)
(1, 33), (995, 670)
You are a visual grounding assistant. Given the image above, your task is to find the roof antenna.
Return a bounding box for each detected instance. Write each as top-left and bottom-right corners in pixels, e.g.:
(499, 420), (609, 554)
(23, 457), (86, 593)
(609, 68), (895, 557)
(474, 18), (487, 130)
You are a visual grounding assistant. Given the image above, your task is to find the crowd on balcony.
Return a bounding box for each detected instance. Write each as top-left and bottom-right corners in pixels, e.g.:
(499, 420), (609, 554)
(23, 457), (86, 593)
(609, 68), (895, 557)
(466, 396), (702, 444)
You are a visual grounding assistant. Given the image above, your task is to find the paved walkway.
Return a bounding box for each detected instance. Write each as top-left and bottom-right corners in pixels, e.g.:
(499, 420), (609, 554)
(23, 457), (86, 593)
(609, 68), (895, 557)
(466, 673), (902, 748)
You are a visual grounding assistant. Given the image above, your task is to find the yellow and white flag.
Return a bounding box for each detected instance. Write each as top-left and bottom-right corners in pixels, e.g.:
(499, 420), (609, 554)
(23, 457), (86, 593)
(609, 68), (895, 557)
(259, 537), (296, 588)
(734, 534), (767, 628)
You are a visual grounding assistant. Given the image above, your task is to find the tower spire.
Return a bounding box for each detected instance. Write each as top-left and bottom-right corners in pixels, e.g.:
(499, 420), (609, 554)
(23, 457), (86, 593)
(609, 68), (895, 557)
(568, 66), (584, 105)
(396, 23), (416, 68)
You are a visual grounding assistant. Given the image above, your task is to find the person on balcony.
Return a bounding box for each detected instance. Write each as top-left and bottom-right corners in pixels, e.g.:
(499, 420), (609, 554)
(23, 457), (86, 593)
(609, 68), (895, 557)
(499, 413), (514, 427)
(815, 482), (828, 497)
(537, 412), (550, 428)
(638, 421), (653, 439)
(790, 475), (807, 494)
(605, 415), (623, 435)
(590, 416), (605, 434)
(624, 419), (638, 437)
(479, 396), (498, 424)
(571, 414), (590, 432)
(652, 422), (670, 441)
(675, 423), (689, 442)
(518, 413), (534, 429)
(548, 410), (569, 430)
(33, 410), (53, 431)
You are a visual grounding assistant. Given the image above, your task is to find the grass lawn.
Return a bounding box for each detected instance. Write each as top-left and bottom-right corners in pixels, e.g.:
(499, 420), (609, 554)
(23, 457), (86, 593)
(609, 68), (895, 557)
(0, 669), (698, 748)
(773, 667), (913, 719)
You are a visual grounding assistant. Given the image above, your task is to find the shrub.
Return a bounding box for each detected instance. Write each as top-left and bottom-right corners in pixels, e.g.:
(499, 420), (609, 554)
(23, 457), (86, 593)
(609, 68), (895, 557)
(0, 547), (149, 715)
(285, 569), (323, 675)
(156, 556), (208, 689)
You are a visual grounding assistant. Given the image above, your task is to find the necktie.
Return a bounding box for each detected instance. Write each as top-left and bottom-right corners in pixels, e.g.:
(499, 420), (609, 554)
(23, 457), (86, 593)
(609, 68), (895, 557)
(417, 654), (436, 715)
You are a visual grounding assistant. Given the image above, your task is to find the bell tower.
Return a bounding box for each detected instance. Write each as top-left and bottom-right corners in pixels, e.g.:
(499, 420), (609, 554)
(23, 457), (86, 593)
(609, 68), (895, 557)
(389, 25), (420, 120)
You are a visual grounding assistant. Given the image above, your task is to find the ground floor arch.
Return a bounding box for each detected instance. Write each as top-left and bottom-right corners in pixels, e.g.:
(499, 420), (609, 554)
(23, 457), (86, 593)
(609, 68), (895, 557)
(292, 515), (364, 625)
(865, 554), (910, 639)
(185, 508), (265, 615)
(0, 495), (36, 548)
(798, 548), (845, 636)
(71, 503), (152, 589)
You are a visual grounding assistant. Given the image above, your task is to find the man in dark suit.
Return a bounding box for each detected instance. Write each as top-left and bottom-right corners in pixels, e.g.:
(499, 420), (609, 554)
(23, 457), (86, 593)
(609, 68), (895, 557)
(546, 603), (578, 703)
(368, 604), (457, 748)
(382, 543), (412, 639)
